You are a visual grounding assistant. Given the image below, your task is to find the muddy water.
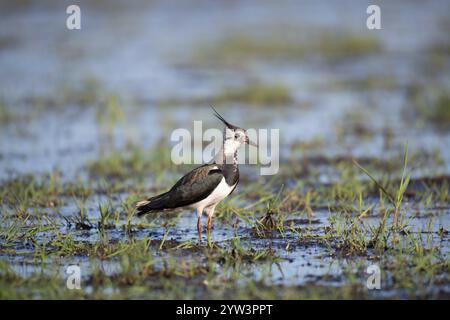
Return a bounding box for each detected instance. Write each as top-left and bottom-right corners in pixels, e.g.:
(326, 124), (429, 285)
(2, 199), (449, 296)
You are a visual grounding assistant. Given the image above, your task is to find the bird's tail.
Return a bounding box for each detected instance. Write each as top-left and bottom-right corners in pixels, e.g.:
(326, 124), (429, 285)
(135, 192), (172, 216)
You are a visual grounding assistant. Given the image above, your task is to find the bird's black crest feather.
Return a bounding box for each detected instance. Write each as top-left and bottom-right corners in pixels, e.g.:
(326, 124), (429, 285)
(210, 105), (239, 130)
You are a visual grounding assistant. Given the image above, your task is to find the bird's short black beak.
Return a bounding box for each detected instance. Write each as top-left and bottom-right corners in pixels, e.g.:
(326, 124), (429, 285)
(245, 136), (258, 147)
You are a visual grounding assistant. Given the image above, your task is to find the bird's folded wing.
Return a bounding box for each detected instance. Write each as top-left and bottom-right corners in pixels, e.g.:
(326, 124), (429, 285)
(164, 164), (223, 208)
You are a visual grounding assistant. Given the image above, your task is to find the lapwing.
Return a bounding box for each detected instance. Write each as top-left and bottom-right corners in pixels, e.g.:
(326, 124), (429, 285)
(135, 108), (257, 239)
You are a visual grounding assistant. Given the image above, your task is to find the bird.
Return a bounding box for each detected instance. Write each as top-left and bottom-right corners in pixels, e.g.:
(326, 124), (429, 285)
(135, 108), (257, 239)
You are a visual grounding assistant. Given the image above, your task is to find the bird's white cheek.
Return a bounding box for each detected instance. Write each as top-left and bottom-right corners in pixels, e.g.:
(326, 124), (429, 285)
(224, 140), (239, 154)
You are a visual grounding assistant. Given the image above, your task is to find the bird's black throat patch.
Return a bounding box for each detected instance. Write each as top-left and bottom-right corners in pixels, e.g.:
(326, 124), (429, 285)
(220, 163), (239, 186)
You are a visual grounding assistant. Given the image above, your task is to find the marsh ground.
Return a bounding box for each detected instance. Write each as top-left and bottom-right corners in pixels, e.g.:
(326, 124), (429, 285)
(0, 0), (449, 299)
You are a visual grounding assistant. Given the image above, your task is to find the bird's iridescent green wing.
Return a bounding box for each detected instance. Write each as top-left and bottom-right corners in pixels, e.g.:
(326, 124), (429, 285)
(165, 164), (223, 208)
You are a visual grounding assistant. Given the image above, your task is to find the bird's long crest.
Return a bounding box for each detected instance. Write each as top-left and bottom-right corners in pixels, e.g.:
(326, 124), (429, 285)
(211, 105), (239, 130)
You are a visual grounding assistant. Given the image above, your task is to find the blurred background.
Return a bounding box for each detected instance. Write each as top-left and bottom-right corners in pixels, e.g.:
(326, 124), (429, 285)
(0, 0), (449, 179)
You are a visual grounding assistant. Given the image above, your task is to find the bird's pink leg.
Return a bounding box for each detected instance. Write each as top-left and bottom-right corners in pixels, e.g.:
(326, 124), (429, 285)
(207, 216), (212, 231)
(197, 217), (202, 240)
(205, 204), (217, 233)
(197, 208), (203, 240)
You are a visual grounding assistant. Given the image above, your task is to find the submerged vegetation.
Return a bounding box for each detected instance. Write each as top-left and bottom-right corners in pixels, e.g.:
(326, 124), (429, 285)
(0, 98), (16, 124)
(213, 83), (292, 106)
(1, 79), (449, 300)
(408, 86), (450, 130)
(1, 139), (449, 299)
(0, 172), (92, 208)
(86, 141), (182, 182)
(195, 31), (382, 64)
(159, 82), (292, 107)
(2, 71), (449, 299)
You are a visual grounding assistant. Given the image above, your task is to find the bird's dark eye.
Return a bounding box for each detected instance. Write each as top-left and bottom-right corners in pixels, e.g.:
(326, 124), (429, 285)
(234, 133), (239, 139)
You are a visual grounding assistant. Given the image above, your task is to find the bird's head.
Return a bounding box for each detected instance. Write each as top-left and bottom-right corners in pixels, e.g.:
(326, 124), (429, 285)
(212, 107), (257, 156)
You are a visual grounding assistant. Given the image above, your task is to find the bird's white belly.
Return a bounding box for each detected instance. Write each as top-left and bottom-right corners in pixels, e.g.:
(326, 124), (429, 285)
(191, 178), (235, 210)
